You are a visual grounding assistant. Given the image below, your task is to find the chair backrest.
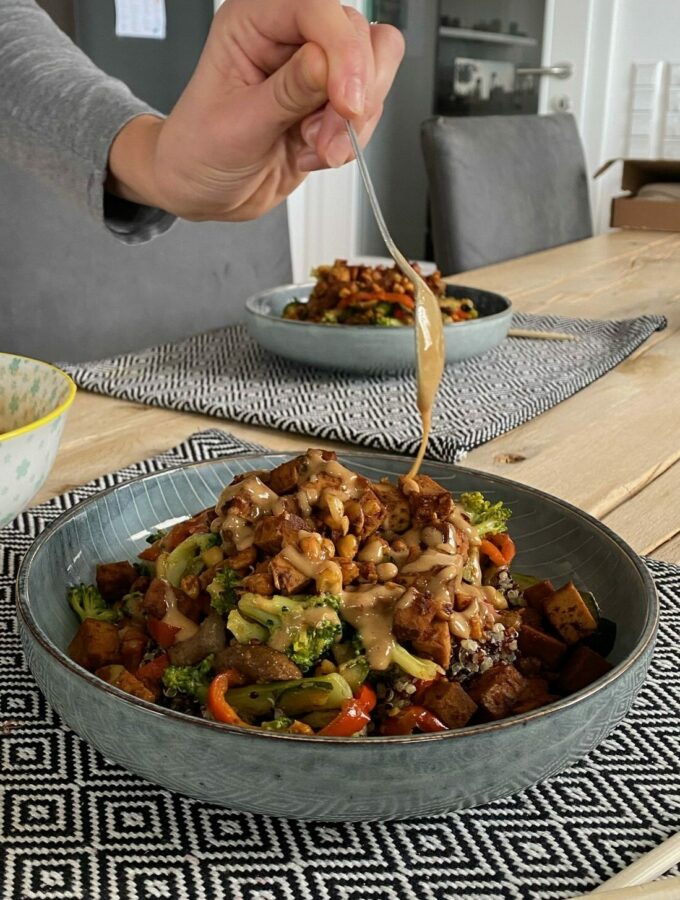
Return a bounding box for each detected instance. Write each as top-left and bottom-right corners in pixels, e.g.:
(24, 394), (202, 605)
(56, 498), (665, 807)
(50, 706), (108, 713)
(421, 113), (593, 275)
(0, 158), (292, 362)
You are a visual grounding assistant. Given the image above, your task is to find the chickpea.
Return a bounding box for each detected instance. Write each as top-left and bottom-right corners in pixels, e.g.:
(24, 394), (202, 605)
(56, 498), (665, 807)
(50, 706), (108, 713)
(180, 574), (200, 600)
(202, 545), (225, 568)
(336, 534), (359, 559)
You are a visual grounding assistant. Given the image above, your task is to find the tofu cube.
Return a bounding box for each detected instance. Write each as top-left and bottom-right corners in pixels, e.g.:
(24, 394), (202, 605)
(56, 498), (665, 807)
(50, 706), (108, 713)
(67, 619), (120, 672)
(544, 582), (598, 644)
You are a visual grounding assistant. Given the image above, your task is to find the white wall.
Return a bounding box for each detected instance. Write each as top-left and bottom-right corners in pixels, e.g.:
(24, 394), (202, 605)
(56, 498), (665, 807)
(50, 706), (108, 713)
(595, 0), (680, 231)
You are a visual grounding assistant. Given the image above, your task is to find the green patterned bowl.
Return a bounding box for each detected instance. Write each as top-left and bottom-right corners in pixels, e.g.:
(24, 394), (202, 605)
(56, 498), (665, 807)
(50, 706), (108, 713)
(0, 353), (76, 527)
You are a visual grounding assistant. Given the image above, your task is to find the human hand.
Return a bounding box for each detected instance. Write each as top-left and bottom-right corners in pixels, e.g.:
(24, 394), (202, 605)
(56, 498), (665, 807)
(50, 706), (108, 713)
(107, 0), (404, 221)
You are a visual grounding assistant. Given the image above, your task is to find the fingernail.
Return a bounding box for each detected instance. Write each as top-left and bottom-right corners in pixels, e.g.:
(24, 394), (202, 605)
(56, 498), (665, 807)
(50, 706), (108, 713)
(326, 133), (352, 168)
(298, 150), (322, 172)
(303, 117), (323, 149)
(344, 76), (365, 116)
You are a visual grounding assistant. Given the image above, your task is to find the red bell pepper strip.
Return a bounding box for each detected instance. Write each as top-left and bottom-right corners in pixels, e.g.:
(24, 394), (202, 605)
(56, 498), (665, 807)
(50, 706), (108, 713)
(136, 653), (170, 685)
(381, 706), (448, 735)
(207, 671), (249, 727)
(138, 542), (162, 562)
(147, 617), (181, 648)
(318, 684), (377, 737)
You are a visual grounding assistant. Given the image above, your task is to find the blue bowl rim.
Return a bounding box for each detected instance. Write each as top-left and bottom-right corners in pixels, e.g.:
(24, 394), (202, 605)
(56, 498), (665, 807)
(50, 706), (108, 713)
(245, 281), (513, 332)
(16, 449), (658, 746)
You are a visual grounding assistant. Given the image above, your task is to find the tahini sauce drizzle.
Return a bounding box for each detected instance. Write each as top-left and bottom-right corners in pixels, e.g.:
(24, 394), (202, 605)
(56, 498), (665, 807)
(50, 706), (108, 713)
(407, 280), (445, 479)
(340, 583), (404, 670)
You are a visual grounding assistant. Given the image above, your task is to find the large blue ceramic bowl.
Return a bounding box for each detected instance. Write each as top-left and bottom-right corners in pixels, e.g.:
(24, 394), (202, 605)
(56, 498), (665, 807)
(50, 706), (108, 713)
(245, 282), (512, 372)
(17, 452), (657, 821)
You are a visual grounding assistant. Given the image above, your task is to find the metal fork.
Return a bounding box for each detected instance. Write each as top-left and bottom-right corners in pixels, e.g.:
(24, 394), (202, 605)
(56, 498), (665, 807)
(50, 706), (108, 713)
(345, 121), (444, 404)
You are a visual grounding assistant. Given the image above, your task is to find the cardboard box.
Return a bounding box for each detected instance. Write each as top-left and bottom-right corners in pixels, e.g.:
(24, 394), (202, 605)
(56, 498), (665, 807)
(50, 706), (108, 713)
(594, 158), (680, 231)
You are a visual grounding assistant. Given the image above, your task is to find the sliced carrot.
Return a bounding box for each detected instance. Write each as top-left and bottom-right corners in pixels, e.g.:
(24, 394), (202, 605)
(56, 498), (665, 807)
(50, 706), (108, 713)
(489, 532), (517, 565)
(479, 539), (507, 568)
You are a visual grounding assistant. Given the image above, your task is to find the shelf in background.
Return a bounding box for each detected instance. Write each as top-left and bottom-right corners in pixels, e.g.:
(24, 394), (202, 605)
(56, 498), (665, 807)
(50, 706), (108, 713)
(438, 26), (537, 47)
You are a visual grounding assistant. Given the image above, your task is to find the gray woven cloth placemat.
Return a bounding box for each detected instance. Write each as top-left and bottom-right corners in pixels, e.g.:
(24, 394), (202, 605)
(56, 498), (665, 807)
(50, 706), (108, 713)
(1, 429), (678, 900)
(63, 312), (666, 463)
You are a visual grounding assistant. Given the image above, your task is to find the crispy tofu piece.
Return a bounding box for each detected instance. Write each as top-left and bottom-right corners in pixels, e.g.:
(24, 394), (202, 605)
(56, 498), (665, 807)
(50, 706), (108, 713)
(241, 572), (275, 595)
(394, 591), (435, 642)
(557, 646), (613, 695)
(421, 680), (477, 729)
(497, 609), (522, 632)
(512, 677), (557, 714)
(519, 607), (545, 629)
(268, 457), (305, 494)
(119, 626), (148, 671)
(370, 481), (411, 533)
(335, 557), (360, 586)
(394, 591), (452, 668)
(413, 621), (452, 669)
(467, 664), (527, 720)
(252, 512), (306, 555)
(399, 474), (454, 525)
(68, 619), (120, 672)
(517, 623), (567, 668)
(269, 551), (311, 595)
(96, 561), (138, 603)
(225, 545), (257, 573)
(95, 665), (156, 702)
(522, 579), (556, 611)
(544, 582), (597, 645)
(345, 490), (387, 541)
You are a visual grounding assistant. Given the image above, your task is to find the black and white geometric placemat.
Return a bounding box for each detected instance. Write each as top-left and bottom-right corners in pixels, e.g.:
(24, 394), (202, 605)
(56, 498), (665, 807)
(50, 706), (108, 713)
(2, 430), (679, 900)
(63, 312), (666, 464)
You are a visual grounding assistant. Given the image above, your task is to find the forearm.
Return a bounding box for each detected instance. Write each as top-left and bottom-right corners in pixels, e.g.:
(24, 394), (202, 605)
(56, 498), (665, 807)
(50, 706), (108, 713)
(0, 0), (173, 241)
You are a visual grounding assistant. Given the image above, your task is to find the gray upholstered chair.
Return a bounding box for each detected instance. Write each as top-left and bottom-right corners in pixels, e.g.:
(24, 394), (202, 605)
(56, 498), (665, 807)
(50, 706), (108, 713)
(421, 113), (593, 275)
(0, 158), (292, 362)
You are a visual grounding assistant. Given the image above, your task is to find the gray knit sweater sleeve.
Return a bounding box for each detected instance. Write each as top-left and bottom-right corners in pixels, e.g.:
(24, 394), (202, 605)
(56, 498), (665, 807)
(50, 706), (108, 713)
(0, 0), (175, 243)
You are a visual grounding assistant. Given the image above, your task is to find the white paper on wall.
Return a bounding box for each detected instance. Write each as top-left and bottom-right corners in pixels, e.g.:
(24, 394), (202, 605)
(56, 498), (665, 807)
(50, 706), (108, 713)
(114, 0), (166, 40)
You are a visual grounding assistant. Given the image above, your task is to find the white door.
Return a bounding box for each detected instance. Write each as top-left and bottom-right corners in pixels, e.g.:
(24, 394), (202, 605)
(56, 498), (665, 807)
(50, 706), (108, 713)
(539, 0), (680, 231)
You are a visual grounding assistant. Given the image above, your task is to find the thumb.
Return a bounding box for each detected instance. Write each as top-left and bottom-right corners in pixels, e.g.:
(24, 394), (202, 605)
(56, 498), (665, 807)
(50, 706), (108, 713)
(255, 42), (329, 136)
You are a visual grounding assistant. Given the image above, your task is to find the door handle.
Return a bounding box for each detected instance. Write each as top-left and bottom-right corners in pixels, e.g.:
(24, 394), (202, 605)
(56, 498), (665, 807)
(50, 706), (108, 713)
(516, 62), (573, 79)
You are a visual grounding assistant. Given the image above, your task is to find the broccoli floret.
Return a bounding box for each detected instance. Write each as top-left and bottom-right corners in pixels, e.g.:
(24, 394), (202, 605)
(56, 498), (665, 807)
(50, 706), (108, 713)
(207, 567), (241, 615)
(68, 584), (120, 624)
(348, 627), (443, 681)
(391, 643), (443, 681)
(145, 528), (166, 545)
(162, 654), (214, 705)
(236, 593), (342, 672)
(165, 533), (219, 587)
(226, 609), (268, 643)
(458, 491), (511, 538)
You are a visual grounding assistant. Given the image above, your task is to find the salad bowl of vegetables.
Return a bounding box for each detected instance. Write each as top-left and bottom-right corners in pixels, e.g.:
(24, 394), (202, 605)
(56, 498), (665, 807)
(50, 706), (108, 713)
(16, 450), (657, 821)
(245, 261), (512, 373)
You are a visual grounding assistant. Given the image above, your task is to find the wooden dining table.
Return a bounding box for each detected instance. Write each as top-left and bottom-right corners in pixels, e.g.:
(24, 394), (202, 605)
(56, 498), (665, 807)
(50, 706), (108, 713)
(38, 228), (680, 564)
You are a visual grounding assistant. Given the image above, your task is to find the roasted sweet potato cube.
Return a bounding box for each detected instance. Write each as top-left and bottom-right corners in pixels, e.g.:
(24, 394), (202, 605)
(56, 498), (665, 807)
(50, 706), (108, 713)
(544, 582), (597, 644)
(252, 513), (304, 554)
(68, 619), (120, 672)
(421, 680), (477, 728)
(95, 665), (156, 702)
(370, 481), (411, 533)
(270, 552), (311, 595)
(557, 646), (613, 695)
(268, 458), (303, 494)
(96, 561), (138, 603)
(517, 623), (567, 668)
(523, 579), (556, 611)
(468, 664), (527, 720)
